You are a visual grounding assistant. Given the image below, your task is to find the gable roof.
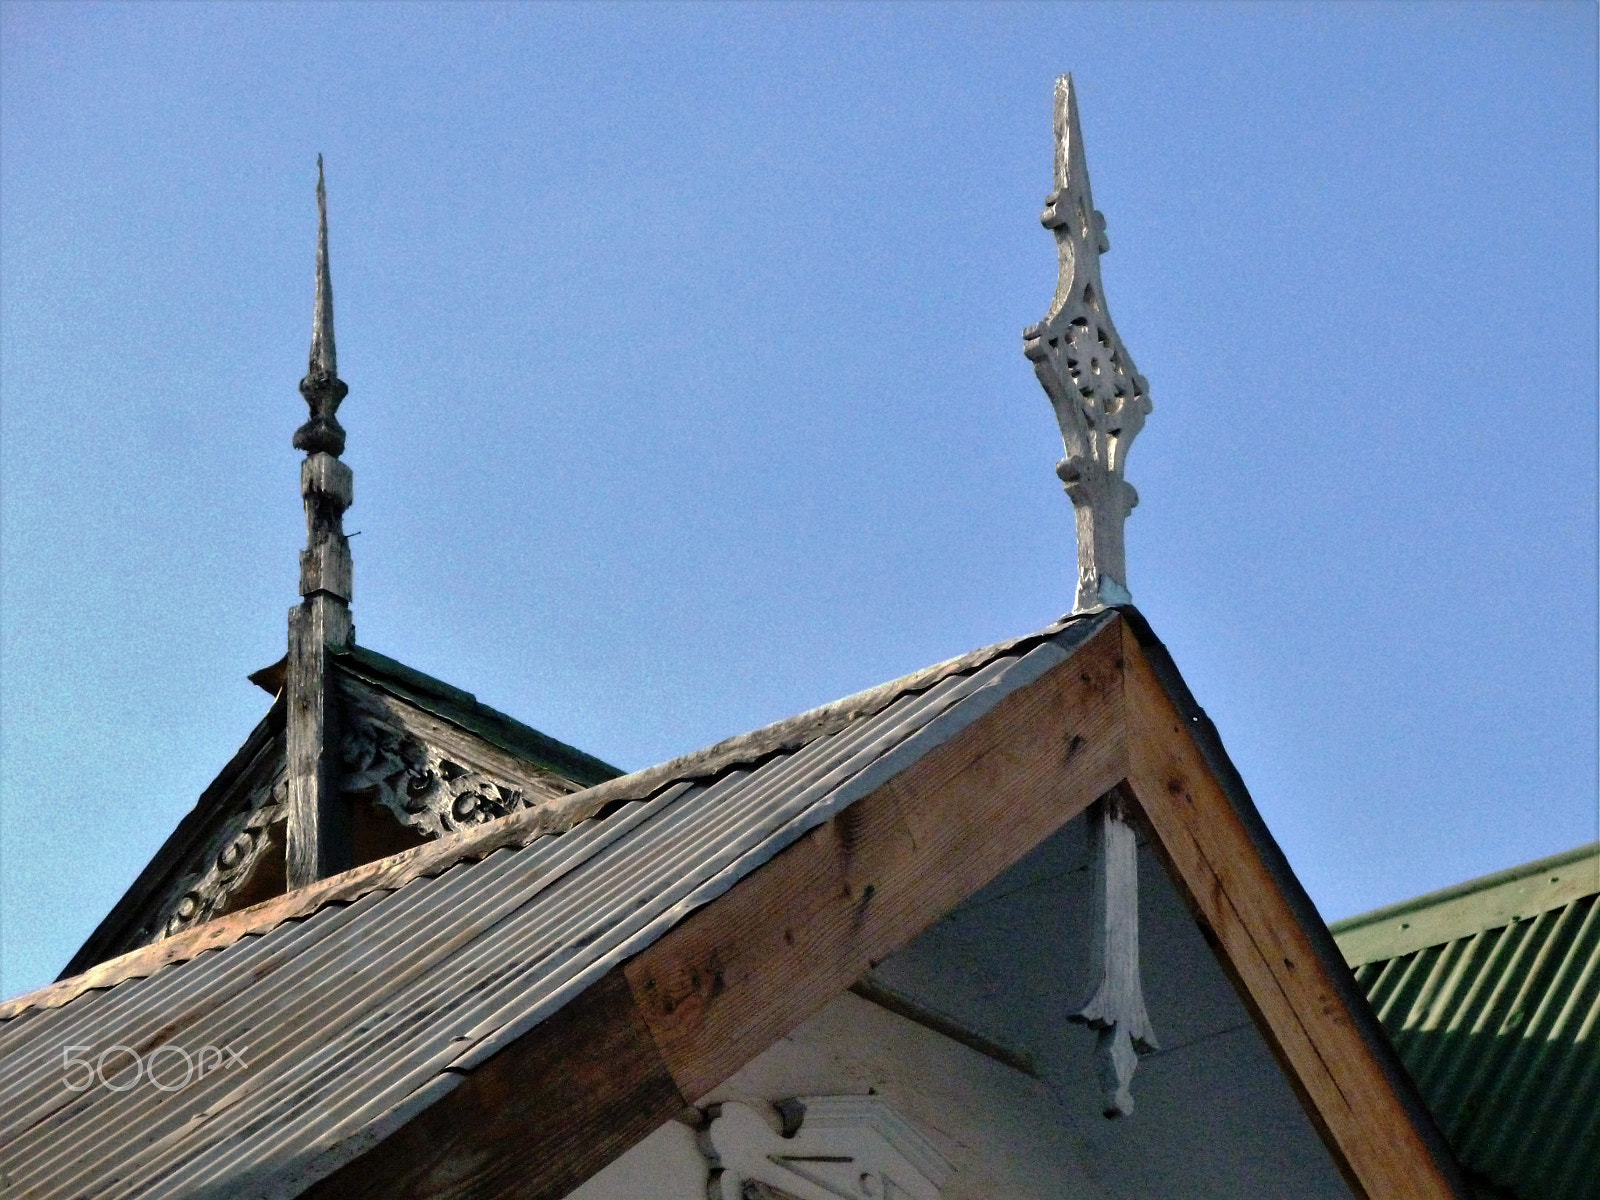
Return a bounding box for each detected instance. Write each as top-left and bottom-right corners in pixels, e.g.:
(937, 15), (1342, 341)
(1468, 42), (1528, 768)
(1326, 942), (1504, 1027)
(285, 643), (623, 789)
(1332, 842), (1600, 1200)
(0, 611), (1469, 1200)
(60, 644), (623, 981)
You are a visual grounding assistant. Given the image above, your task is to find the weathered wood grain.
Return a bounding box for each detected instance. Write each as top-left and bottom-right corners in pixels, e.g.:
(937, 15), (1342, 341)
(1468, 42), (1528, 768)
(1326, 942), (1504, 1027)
(624, 618), (1129, 1100)
(302, 967), (685, 1200)
(339, 674), (587, 803)
(5, 623), (1116, 1024)
(286, 596), (353, 888)
(1118, 619), (1466, 1200)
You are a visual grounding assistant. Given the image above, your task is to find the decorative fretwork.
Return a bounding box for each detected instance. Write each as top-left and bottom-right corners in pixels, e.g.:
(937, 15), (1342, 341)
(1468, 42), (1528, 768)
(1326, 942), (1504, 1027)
(702, 1098), (950, 1200)
(1070, 792), (1158, 1117)
(1022, 75), (1152, 614)
(338, 710), (575, 840)
(155, 777), (287, 940)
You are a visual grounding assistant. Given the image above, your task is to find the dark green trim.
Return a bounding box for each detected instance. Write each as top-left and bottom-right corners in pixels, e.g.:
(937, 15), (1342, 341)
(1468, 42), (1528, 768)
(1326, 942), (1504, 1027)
(1330, 842), (1600, 967)
(334, 644), (623, 787)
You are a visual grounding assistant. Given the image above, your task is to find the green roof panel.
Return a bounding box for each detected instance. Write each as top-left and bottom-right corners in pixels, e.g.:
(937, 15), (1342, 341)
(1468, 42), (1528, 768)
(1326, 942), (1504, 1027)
(1331, 844), (1600, 1200)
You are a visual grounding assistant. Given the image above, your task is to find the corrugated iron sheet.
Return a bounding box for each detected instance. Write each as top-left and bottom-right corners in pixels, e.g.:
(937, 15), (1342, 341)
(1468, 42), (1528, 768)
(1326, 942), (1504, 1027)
(0, 615), (1105, 1200)
(1334, 846), (1600, 1200)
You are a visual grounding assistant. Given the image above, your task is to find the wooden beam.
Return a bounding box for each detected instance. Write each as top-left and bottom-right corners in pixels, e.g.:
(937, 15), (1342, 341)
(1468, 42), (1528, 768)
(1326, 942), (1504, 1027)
(301, 968), (686, 1200)
(623, 618), (1129, 1100)
(286, 595), (353, 888)
(1117, 619), (1468, 1200)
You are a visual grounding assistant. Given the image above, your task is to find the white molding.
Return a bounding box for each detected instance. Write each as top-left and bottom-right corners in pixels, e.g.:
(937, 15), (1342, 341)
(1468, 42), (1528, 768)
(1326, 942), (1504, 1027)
(704, 1097), (950, 1200)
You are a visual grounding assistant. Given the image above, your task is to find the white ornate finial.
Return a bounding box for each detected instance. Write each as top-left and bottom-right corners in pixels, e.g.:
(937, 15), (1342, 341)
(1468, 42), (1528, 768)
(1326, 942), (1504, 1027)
(1023, 75), (1152, 613)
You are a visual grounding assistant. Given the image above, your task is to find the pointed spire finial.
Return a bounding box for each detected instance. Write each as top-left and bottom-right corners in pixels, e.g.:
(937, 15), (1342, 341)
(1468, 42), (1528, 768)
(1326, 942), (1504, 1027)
(309, 153), (337, 380)
(295, 154), (347, 457)
(1022, 75), (1152, 613)
(286, 155), (355, 888)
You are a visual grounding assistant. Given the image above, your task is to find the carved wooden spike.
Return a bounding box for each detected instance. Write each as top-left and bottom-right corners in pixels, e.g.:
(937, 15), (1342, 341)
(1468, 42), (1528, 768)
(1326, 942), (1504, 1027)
(1070, 791), (1158, 1118)
(286, 158), (356, 889)
(1022, 75), (1152, 614)
(294, 156), (347, 457)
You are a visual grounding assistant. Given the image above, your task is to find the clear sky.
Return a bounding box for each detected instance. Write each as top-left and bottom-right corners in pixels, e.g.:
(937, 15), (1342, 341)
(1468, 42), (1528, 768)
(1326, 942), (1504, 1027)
(1, 2), (1594, 1000)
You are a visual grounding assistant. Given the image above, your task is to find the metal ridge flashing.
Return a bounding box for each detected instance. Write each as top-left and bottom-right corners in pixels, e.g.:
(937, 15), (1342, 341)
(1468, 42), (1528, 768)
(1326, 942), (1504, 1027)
(334, 645), (625, 786)
(3, 611), (1111, 1020)
(1331, 841), (1600, 967)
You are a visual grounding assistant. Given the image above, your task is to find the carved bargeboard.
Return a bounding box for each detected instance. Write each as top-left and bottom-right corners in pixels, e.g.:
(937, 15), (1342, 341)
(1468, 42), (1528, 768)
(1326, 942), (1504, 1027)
(84, 676), (593, 966)
(158, 779), (287, 938)
(336, 674), (586, 840)
(134, 741), (289, 948)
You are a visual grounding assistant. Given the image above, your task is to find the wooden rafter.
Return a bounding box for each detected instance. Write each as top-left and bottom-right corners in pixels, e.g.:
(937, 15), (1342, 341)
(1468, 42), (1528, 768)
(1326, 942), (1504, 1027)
(301, 614), (1469, 1200)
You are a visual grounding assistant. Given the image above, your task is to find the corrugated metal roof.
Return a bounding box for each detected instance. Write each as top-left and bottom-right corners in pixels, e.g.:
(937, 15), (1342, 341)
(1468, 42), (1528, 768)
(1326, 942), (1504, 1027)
(1331, 844), (1600, 1200)
(0, 614), (1107, 1200)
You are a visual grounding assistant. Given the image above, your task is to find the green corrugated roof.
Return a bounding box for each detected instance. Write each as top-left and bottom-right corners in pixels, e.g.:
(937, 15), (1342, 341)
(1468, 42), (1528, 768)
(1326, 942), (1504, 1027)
(1330, 844), (1600, 1200)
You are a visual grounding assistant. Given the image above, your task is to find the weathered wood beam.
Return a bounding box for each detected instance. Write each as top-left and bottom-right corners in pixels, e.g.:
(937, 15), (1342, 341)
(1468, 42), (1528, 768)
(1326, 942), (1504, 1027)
(286, 593), (352, 888)
(622, 618), (1128, 1100)
(301, 968), (686, 1200)
(285, 158), (356, 890)
(292, 620), (1127, 1199)
(1117, 618), (1469, 1200)
(25, 613), (1471, 1200)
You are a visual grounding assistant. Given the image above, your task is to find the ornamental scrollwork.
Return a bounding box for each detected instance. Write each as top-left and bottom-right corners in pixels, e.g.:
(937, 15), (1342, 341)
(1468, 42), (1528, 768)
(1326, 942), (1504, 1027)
(1022, 75), (1151, 614)
(159, 778), (287, 939)
(338, 713), (547, 840)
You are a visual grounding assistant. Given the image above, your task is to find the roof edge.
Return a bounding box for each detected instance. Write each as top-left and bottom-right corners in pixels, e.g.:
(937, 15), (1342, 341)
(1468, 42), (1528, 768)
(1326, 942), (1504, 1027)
(1329, 841), (1600, 967)
(1119, 607), (1474, 1200)
(335, 644), (624, 786)
(5, 611), (1110, 1020)
(55, 693), (289, 982)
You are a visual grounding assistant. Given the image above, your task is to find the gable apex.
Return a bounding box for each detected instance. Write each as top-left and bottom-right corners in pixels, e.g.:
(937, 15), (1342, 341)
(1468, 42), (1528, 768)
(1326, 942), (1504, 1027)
(4, 610), (1470, 1200)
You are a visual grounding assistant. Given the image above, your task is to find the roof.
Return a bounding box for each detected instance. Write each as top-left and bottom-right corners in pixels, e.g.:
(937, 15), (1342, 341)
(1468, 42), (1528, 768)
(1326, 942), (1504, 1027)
(1331, 842), (1600, 1200)
(0, 614), (1108, 1199)
(0, 609), (1470, 1200)
(62, 642), (624, 981)
(253, 642), (624, 788)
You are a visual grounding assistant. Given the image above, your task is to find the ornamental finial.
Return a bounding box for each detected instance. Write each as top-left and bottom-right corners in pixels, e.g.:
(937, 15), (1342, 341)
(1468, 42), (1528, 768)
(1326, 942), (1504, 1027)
(291, 154), (353, 615)
(1022, 75), (1152, 613)
(295, 154), (347, 457)
(285, 156), (355, 888)
(308, 154), (337, 381)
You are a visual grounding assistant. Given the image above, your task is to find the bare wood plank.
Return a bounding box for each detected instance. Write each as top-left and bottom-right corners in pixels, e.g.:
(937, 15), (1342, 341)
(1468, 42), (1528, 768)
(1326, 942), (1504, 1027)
(625, 619), (1129, 1101)
(1118, 620), (1466, 1200)
(302, 967), (686, 1200)
(287, 597), (353, 888)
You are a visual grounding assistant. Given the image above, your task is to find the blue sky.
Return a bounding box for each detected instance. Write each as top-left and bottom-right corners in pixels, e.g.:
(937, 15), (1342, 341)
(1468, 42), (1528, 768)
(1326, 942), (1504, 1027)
(1, 2), (1594, 1000)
